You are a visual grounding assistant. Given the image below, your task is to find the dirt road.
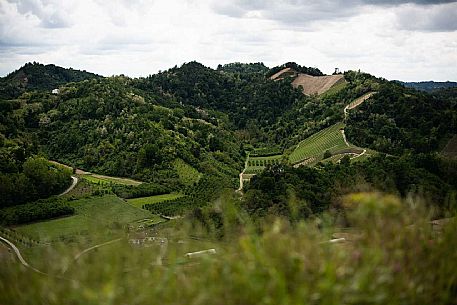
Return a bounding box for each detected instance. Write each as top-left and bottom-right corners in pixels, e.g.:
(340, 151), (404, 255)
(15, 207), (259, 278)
(0, 236), (48, 275)
(58, 176), (78, 196)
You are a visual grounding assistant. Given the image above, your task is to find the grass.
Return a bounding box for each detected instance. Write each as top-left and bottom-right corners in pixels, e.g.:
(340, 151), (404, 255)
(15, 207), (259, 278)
(173, 158), (202, 186)
(82, 174), (141, 186)
(289, 122), (349, 164)
(14, 195), (156, 242)
(2, 193), (457, 305)
(127, 193), (185, 208)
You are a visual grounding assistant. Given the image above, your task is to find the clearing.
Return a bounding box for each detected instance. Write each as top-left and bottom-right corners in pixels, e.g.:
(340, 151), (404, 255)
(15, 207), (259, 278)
(270, 67), (346, 96)
(15, 195), (160, 242)
(127, 194), (185, 209)
(292, 74), (346, 96)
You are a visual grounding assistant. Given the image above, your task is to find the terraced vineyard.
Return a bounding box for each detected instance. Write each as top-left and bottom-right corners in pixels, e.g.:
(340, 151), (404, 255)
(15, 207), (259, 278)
(127, 193), (184, 209)
(82, 174), (142, 186)
(288, 122), (349, 165)
(244, 155), (283, 174)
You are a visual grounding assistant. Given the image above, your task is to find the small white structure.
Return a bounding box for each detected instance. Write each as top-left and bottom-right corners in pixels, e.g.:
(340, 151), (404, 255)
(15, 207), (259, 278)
(52, 88), (60, 94)
(185, 248), (217, 259)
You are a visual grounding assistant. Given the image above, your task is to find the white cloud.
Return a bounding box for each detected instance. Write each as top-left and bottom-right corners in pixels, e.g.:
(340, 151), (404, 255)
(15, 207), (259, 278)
(0, 0), (456, 81)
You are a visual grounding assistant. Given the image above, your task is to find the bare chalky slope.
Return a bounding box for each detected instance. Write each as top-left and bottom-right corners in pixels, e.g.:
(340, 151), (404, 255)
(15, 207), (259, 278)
(292, 74), (345, 95)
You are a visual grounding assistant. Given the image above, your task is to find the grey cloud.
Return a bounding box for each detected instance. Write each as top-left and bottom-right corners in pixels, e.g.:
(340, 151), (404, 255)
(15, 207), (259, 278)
(7, 0), (72, 28)
(212, 0), (457, 31)
(363, 0), (456, 5)
(212, 0), (360, 29)
(396, 3), (457, 31)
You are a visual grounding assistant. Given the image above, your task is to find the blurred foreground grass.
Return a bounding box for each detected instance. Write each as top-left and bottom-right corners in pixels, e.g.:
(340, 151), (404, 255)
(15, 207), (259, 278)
(1, 192), (456, 305)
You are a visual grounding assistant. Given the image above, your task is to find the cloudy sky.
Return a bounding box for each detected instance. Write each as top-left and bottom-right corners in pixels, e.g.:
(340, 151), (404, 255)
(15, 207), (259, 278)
(1, 0), (456, 81)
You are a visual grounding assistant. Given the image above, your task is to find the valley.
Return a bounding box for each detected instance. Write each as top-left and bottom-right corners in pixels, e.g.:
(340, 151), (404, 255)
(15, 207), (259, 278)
(1, 61), (456, 304)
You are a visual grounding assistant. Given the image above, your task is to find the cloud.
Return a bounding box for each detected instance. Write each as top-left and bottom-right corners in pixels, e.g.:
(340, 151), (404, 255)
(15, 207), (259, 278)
(211, 0), (457, 31)
(6, 0), (73, 28)
(396, 2), (457, 31)
(0, 0), (456, 81)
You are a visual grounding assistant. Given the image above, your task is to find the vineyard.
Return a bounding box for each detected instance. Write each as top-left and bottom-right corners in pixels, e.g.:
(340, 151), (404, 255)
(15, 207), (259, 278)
(144, 176), (231, 216)
(249, 147), (283, 157)
(288, 122), (349, 164)
(82, 174), (142, 186)
(127, 193), (184, 208)
(243, 154), (283, 175)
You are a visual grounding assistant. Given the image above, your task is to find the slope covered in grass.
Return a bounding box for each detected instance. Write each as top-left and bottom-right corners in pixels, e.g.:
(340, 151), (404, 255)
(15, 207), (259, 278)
(15, 195), (154, 242)
(288, 123), (348, 164)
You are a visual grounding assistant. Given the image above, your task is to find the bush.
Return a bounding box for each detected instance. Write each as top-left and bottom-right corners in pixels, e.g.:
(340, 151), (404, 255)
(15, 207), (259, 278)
(0, 199), (74, 225)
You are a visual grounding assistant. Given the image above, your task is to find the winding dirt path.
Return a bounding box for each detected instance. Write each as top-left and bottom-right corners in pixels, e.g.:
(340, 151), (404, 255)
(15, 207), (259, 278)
(339, 93), (375, 160)
(236, 155), (251, 193)
(58, 176), (78, 196)
(344, 92), (376, 119)
(0, 236), (48, 275)
(73, 238), (122, 261)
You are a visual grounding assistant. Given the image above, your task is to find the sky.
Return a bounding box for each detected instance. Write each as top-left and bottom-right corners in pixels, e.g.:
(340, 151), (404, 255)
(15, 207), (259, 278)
(0, 0), (456, 81)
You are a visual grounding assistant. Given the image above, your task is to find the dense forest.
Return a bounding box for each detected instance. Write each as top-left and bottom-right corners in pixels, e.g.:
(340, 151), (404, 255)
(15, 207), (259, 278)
(244, 154), (457, 219)
(346, 84), (457, 155)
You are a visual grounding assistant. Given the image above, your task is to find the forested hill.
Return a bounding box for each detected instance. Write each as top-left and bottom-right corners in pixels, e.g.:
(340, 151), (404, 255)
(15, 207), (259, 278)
(345, 82), (457, 155)
(0, 62), (101, 99)
(400, 81), (457, 92)
(134, 61), (304, 130)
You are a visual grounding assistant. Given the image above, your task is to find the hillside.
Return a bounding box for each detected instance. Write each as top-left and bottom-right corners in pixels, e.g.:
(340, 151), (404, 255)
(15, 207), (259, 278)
(292, 74), (345, 95)
(1, 61), (456, 219)
(1, 62), (457, 305)
(400, 81), (457, 92)
(270, 66), (345, 95)
(0, 62), (101, 99)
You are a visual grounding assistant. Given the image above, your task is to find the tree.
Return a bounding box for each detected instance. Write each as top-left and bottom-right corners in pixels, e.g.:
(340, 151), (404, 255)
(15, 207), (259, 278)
(323, 150), (332, 159)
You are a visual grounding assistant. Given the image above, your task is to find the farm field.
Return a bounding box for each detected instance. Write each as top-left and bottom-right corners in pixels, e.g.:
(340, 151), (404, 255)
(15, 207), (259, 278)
(127, 194), (185, 209)
(249, 146), (283, 157)
(244, 154), (283, 175)
(15, 195), (157, 242)
(289, 122), (349, 164)
(82, 174), (142, 186)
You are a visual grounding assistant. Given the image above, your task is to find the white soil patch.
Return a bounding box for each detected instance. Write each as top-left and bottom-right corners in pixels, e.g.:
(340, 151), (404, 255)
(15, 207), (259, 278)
(292, 74), (345, 95)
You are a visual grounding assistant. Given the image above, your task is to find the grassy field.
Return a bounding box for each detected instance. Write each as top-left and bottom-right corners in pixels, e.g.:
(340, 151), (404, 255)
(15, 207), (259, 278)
(3, 194), (457, 305)
(173, 158), (202, 186)
(289, 122), (349, 164)
(82, 174), (142, 186)
(15, 195), (159, 242)
(127, 193), (184, 208)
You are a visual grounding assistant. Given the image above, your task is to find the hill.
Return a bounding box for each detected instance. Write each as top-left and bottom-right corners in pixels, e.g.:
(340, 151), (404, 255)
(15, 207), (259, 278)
(1, 61), (457, 305)
(400, 81), (457, 92)
(1, 61), (456, 218)
(0, 62), (101, 99)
